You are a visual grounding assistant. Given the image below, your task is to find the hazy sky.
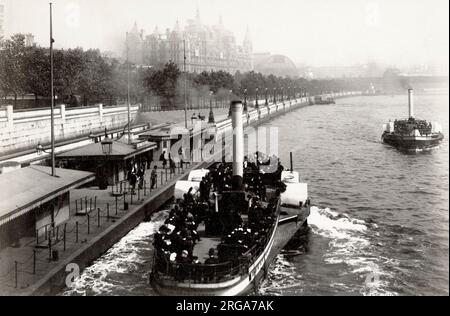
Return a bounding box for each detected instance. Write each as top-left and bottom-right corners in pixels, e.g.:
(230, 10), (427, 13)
(3, 0), (449, 68)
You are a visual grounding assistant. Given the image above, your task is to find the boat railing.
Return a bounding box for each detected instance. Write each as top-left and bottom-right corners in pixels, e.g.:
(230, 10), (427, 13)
(154, 255), (250, 284)
(153, 220), (278, 285)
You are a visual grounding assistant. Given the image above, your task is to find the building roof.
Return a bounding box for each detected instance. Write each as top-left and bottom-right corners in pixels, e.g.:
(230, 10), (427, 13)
(57, 140), (157, 160)
(0, 166), (95, 226)
(139, 125), (190, 140)
(254, 54), (298, 78)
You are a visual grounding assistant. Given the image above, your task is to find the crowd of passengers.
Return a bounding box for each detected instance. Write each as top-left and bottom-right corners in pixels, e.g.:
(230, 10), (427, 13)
(153, 155), (286, 280)
(217, 195), (279, 263)
(394, 119), (432, 136)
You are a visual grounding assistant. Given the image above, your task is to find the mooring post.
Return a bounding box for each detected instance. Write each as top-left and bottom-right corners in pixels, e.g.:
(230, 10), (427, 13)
(76, 222), (79, 243)
(63, 223), (67, 251)
(33, 250), (36, 275)
(107, 203), (110, 221)
(87, 214), (90, 235)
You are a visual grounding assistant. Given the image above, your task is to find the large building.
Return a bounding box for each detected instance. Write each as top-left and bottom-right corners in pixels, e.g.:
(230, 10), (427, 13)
(126, 9), (253, 74)
(0, 0), (5, 39)
(254, 53), (298, 78)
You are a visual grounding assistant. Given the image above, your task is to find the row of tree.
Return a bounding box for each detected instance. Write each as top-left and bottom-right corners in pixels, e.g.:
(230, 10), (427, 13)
(0, 34), (134, 107)
(1, 33), (375, 109)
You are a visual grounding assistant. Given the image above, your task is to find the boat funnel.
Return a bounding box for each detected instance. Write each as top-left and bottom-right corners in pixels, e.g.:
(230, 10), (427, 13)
(231, 100), (244, 191)
(408, 89), (414, 118)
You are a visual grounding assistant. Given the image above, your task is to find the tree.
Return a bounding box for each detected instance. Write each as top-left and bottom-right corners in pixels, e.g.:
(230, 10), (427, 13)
(23, 46), (50, 104)
(144, 61), (181, 108)
(53, 48), (84, 105)
(78, 49), (114, 106)
(0, 34), (27, 104)
(240, 71), (267, 96)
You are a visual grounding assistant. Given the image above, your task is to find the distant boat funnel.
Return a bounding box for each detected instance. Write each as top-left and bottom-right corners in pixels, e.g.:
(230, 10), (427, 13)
(231, 100), (244, 191)
(408, 89), (414, 118)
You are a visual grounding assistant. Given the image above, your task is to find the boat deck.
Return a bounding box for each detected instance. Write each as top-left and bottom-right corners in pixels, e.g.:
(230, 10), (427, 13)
(194, 223), (221, 262)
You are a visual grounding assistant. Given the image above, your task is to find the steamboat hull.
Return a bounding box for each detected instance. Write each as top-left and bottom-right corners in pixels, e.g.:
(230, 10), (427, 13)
(382, 133), (444, 151)
(150, 213), (280, 296)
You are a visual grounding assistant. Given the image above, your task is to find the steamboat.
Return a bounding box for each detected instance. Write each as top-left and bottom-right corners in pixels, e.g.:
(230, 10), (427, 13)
(150, 101), (310, 296)
(382, 89), (444, 151)
(311, 95), (336, 105)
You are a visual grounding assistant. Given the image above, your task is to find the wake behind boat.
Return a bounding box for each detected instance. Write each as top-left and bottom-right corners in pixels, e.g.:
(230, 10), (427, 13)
(150, 101), (310, 296)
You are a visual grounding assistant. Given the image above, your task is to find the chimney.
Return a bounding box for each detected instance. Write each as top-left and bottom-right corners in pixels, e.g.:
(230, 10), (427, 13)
(408, 89), (414, 118)
(231, 100), (244, 191)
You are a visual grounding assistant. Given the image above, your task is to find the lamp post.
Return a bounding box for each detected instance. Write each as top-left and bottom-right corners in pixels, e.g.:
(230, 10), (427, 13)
(243, 89), (248, 112)
(255, 88), (259, 109)
(100, 132), (113, 190)
(281, 87), (284, 103)
(265, 88), (268, 106)
(228, 90), (233, 117)
(287, 87), (291, 101)
(125, 32), (132, 145)
(101, 135), (113, 156)
(183, 39), (188, 129)
(273, 88), (277, 104)
(49, 3), (55, 177)
(208, 91), (215, 124)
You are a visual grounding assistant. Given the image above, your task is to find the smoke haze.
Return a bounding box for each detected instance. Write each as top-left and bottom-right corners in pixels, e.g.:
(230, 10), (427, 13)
(4, 0), (449, 71)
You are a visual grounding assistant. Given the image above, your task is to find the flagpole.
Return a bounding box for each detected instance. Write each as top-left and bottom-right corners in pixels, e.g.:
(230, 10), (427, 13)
(183, 39), (187, 129)
(50, 2), (55, 177)
(126, 32), (131, 144)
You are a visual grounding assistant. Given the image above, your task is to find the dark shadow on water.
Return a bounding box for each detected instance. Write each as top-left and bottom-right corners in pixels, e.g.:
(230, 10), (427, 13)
(282, 224), (311, 255)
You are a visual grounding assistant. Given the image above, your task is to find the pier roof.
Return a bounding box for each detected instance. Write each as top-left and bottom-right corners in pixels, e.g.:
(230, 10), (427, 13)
(139, 125), (190, 140)
(0, 166), (94, 226)
(56, 140), (157, 161)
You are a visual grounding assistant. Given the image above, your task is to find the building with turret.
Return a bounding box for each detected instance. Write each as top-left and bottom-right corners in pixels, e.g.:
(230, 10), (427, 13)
(126, 9), (253, 73)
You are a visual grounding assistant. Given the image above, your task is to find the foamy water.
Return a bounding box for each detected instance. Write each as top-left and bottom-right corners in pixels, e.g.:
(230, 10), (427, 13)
(260, 206), (397, 296)
(62, 211), (169, 296)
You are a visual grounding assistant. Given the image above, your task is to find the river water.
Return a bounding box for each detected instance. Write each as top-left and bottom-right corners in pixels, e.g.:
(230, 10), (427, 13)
(62, 94), (449, 296)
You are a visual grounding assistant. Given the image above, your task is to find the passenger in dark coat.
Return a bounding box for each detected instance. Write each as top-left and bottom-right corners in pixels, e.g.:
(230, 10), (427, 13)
(199, 177), (208, 202)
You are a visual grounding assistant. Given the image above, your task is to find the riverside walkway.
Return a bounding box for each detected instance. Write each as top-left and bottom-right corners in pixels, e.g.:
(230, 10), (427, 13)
(0, 91), (362, 296)
(0, 160), (195, 295)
